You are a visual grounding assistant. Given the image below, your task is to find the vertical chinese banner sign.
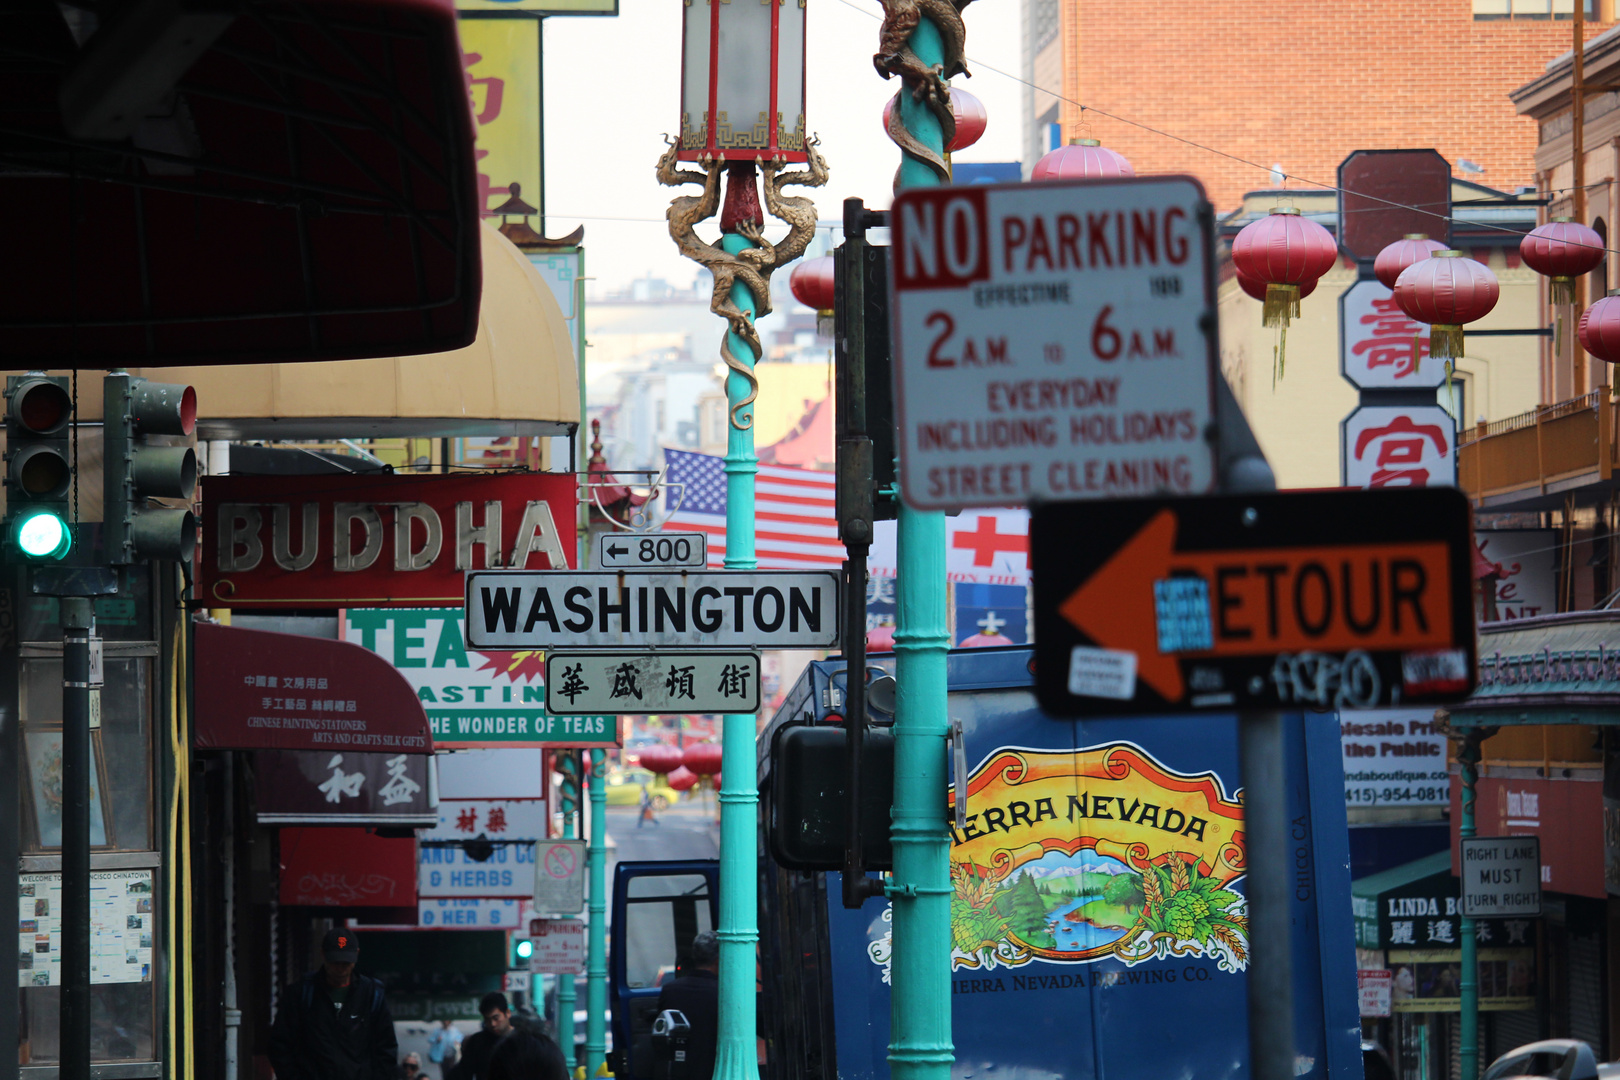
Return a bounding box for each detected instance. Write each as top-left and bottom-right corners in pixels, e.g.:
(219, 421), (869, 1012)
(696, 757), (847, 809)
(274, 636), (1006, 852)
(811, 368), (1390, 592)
(459, 18), (542, 219)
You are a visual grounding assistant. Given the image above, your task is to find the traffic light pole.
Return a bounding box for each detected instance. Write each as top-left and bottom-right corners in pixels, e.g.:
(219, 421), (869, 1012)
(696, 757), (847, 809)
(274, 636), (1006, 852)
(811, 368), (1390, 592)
(61, 596), (93, 1080)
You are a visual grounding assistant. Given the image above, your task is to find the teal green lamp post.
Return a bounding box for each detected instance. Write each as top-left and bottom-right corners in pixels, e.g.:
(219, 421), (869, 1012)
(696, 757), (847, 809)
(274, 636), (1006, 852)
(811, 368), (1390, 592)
(656, 5), (826, 1079)
(586, 749), (609, 1078)
(876, 4), (974, 1078)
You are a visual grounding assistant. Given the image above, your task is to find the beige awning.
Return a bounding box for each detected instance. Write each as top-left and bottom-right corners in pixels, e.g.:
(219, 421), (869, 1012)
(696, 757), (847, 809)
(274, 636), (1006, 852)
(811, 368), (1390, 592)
(17, 221), (580, 440)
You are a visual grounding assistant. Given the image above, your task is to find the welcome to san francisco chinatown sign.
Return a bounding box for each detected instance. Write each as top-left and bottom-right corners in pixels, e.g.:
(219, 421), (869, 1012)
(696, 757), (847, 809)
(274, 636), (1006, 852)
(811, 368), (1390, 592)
(889, 176), (1219, 511)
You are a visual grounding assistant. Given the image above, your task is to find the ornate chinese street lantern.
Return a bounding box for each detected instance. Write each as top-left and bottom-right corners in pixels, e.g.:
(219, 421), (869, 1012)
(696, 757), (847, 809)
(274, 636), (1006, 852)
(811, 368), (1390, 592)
(638, 743), (683, 775)
(665, 766), (700, 792)
(1374, 234), (1446, 290)
(947, 88), (988, 152)
(1236, 270), (1315, 305)
(682, 742), (724, 775)
(679, 0), (808, 166)
(789, 254), (835, 311)
(1521, 217), (1605, 306)
(1031, 137), (1134, 181)
(1579, 291), (1620, 364)
(1230, 206), (1338, 380)
(1393, 250), (1500, 360)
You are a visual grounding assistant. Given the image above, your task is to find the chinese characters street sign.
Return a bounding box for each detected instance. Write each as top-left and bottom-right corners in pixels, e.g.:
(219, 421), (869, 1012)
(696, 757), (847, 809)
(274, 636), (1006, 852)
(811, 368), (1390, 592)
(1342, 405), (1456, 489)
(346, 609), (618, 749)
(465, 570), (840, 650)
(1340, 280), (1447, 390)
(544, 652), (761, 714)
(1460, 837), (1543, 918)
(1031, 488), (1477, 716)
(533, 840), (586, 916)
(887, 176), (1218, 510)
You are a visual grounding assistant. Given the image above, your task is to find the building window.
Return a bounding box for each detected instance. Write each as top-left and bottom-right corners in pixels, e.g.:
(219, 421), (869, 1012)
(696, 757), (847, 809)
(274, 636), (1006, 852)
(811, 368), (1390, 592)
(1475, 0), (1598, 17)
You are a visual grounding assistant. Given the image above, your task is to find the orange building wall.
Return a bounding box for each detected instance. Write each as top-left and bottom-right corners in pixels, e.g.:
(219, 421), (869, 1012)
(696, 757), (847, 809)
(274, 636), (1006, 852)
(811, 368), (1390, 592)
(1058, 3), (1611, 212)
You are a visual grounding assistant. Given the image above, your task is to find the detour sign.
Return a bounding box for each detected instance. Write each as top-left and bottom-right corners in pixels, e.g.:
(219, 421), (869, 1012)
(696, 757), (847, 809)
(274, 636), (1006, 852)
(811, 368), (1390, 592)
(1031, 488), (1476, 716)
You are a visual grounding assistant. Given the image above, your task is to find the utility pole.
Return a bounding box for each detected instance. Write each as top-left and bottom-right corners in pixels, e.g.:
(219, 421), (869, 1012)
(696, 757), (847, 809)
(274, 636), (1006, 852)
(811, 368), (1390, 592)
(60, 596), (92, 1080)
(882, 13), (958, 1080)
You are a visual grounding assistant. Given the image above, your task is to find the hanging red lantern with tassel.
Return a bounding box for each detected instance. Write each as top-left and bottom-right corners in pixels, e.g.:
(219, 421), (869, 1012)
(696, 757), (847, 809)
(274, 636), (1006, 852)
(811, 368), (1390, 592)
(1520, 217), (1605, 306)
(1392, 250), (1499, 359)
(1579, 291), (1620, 364)
(1031, 138), (1134, 181)
(1235, 270), (1316, 305)
(1229, 207), (1337, 381)
(1373, 234), (1446, 290)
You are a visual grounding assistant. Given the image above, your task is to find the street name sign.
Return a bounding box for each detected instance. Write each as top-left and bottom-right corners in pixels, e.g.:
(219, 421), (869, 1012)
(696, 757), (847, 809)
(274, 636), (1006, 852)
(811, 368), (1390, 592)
(532, 838), (586, 916)
(1031, 488), (1476, 716)
(465, 570), (839, 650)
(545, 651), (761, 715)
(593, 531), (707, 570)
(1460, 836), (1542, 918)
(888, 175), (1218, 511)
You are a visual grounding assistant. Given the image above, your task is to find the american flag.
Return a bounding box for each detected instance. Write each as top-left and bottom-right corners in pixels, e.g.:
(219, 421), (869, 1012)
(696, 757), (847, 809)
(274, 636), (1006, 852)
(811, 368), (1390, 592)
(663, 449), (844, 568)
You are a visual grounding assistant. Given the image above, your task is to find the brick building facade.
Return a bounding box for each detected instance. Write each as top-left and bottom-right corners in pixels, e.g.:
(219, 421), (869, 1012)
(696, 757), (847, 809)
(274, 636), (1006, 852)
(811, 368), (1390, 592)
(1022, 1), (1612, 211)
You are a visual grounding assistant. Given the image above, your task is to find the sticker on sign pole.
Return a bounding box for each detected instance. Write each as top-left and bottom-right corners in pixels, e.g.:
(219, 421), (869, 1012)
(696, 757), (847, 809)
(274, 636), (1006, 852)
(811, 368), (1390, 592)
(887, 176), (1219, 511)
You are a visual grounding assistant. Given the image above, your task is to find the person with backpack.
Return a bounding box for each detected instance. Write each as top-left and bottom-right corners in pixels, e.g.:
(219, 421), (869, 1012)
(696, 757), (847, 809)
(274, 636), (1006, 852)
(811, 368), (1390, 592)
(269, 928), (398, 1080)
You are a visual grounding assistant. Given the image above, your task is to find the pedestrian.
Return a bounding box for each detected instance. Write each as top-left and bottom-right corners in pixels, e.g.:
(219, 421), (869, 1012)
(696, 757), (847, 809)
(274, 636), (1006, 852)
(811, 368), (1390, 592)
(428, 1018), (464, 1078)
(399, 1052), (424, 1080)
(488, 1031), (569, 1080)
(654, 931), (719, 1080)
(268, 928), (398, 1080)
(449, 992), (520, 1080)
(638, 785), (660, 828)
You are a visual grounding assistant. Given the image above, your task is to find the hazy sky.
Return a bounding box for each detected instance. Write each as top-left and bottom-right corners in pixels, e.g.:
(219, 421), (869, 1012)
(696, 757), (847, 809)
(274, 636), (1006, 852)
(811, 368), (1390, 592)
(541, 0), (1024, 296)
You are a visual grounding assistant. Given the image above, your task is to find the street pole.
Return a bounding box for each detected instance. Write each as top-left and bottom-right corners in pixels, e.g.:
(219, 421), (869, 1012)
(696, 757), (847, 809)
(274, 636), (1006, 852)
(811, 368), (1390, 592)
(715, 168), (763, 1080)
(586, 748), (608, 1078)
(61, 596), (93, 1080)
(557, 751), (577, 1074)
(1456, 728), (1491, 1080)
(1238, 711), (1295, 1080)
(884, 16), (956, 1080)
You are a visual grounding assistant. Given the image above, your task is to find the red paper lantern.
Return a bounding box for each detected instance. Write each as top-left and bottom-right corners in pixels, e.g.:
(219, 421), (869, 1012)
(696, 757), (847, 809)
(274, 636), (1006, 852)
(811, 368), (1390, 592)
(1229, 207), (1339, 328)
(682, 742), (723, 776)
(1521, 217), (1605, 306)
(1236, 270), (1315, 305)
(665, 766), (699, 792)
(1373, 234), (1446, 290)
(638, 744), (683, 775)
(1393, 250), (1500, 359)
(1580, 292), (1620, 364)
(881, 88), (989, 154)
(789, 255), (835, 312)
(1031, 138), (1134, 181)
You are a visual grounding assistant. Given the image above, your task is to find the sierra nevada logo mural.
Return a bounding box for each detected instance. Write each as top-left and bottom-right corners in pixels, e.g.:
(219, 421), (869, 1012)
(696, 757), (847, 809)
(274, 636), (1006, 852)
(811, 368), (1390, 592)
(871, 742), (1249, 977)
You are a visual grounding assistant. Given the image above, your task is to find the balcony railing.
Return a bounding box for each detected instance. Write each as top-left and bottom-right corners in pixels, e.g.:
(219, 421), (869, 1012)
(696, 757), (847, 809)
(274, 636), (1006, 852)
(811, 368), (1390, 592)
(1457, 389), (1615, 506)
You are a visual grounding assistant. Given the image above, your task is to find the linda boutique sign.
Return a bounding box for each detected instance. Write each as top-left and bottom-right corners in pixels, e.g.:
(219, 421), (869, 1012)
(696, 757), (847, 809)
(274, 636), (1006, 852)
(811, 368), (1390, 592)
(201, 473), (577, 607)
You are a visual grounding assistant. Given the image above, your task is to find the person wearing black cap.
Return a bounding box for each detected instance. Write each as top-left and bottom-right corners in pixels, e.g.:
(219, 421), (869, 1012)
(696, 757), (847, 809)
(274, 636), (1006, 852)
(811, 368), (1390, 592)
(269, 927), (399, 1080)
(654, 931), (719, 1080)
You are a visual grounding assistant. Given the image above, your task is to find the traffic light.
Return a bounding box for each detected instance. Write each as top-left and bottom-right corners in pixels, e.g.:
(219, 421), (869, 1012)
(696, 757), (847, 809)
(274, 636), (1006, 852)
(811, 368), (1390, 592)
(555, 751), (581, 817)
(513, 937), (534, 966)
(103, 373), (197, 564)
(4, 375), (74, 562)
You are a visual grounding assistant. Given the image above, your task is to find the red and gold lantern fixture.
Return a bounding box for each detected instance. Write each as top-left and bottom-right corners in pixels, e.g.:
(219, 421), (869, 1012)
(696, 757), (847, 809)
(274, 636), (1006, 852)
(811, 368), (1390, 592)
(1373, 234), (1446, 290)
(682, 742), (724, 776)
(789, 255), (835, 312)
(1229, 207), (1338, 327)
(1031, 138), (1134, 181)
(1392, 250), (1499, 359)
(1520, 217), (1605, 306)
(1236, 270), (1316, 305)
(679, 0), (808, 164)
(1579, 290), (1620, 364)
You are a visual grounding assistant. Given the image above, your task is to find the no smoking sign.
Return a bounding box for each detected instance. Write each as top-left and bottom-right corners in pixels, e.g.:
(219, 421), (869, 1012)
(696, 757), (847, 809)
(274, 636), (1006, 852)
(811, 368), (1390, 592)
(888, 176), (1219, 511)
(533, 839), (585, 916)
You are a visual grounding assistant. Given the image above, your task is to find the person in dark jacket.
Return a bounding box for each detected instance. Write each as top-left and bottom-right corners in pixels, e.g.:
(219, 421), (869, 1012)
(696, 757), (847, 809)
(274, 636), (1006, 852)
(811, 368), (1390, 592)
(269, 928), (398, 1080)
(449, 993), (521, 1080)
(488, 1031), (569, 1080)
(655, 931), (719, 1080)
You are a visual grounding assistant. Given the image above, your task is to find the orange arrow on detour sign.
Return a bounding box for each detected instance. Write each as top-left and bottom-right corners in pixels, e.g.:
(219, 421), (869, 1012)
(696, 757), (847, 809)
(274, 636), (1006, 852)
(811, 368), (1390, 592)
(1056, 507), (1455, 703)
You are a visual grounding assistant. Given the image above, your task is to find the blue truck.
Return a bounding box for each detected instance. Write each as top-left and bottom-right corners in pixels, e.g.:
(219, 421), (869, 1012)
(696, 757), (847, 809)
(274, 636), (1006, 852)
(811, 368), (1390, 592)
(610, 645), (1362, 1080)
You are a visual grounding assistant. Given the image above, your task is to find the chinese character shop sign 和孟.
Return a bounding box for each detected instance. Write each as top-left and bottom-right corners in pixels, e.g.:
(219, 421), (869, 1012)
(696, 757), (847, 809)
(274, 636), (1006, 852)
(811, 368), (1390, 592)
(202, 472), (576, 608)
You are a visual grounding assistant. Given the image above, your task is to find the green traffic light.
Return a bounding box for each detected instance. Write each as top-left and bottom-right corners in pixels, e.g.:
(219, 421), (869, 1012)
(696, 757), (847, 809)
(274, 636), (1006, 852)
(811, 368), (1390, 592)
(14, 509), (70, 560)
(515, 939), (534, 960)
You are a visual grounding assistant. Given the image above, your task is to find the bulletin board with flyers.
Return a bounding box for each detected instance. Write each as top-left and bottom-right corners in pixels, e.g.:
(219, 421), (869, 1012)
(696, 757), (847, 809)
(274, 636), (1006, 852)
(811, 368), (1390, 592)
(17, 870), (156, 987)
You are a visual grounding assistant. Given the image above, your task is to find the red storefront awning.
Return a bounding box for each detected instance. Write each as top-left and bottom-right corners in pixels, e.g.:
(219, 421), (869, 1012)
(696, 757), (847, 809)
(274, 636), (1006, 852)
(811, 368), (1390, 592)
(194, 622), (432, 753)
(279, 827), (417, 908)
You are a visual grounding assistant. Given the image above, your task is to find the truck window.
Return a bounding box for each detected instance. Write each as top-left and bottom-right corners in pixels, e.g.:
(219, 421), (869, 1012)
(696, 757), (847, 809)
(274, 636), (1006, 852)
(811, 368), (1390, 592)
(624, 874), (713, 989)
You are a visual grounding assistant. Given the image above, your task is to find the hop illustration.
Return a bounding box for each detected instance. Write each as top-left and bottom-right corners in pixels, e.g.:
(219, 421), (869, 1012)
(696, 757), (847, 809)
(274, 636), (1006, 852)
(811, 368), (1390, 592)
(1164, 891), (1211, 940)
